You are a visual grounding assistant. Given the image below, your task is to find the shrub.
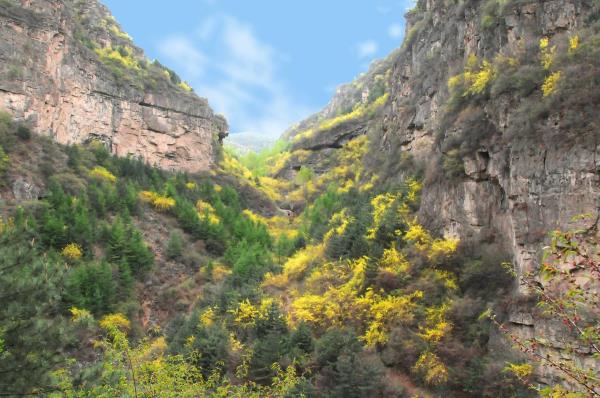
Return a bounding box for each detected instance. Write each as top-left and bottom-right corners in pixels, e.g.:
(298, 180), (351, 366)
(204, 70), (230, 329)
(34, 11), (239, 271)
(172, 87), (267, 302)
(89, 166), (117, 183)
(61, 243), (83, 261)
(64, 262), (117, 316)
(139, 191), (175, 212)
(442, 149), (464, 179)
(542, 71), (561, 97)
(16, 124), (31, 140)
(166, 230), (183, 260)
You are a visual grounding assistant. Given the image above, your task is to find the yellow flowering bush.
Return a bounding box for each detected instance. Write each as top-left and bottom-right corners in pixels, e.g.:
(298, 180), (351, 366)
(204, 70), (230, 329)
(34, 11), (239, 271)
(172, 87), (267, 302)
(197, 200), (220, 224)
(542, 71), (561, 97)
(199, 307), (216, 327)
(139, 191), (175, 212)
(99, 313), (131, 332)
(61, 243), (83, 261)
(412, 351), (449, 386)
(94, 45), (140, 70)
(89, 166), (117, 183)
(448, 55), (495, 97)
(153, 196), (176, 211)
(178, 81), (193, 92)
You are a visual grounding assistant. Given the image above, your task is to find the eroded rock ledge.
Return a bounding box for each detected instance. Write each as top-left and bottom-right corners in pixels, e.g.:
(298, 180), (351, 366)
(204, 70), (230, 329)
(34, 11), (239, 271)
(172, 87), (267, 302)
(0, 0), (228, 172)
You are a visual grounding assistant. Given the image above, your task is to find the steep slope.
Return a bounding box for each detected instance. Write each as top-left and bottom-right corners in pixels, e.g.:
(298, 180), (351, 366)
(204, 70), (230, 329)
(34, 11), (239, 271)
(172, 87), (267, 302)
(0, 0), (228, 172)
(275, 0), (600, 388)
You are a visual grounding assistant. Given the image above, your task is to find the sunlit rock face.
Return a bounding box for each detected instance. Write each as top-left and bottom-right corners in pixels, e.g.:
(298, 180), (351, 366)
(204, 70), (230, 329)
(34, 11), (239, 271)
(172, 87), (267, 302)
(0, 0), (228, 172)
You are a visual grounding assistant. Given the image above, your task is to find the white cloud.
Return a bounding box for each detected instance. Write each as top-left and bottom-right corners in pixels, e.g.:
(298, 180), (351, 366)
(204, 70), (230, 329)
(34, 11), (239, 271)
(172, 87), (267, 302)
(388, 23), (403, 39)
(157, 15), (313, 138)
(156, 36), (206, 78)
(357, 40), (378, 59)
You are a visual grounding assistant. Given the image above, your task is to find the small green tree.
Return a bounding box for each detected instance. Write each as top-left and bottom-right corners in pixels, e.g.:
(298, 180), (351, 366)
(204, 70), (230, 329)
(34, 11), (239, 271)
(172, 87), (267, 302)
(166, 230), (184, 260)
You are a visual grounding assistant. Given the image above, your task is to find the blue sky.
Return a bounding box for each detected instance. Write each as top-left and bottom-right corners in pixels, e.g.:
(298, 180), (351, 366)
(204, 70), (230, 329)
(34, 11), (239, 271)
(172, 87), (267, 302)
(102, 0), (415, 137)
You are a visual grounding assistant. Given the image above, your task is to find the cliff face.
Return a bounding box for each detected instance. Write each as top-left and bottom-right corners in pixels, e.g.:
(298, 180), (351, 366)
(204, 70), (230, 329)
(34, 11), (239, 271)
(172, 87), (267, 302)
(0, 0), (227, 172)
(283, 0), (600, 387)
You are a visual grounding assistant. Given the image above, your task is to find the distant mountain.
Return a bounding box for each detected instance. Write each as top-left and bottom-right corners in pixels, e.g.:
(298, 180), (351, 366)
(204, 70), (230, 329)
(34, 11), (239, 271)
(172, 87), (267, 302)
(225, 132), (278, 154)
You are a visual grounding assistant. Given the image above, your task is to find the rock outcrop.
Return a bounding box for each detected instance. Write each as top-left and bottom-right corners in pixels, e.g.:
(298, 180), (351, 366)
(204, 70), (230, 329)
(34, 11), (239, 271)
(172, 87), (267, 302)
(282, 0), (600, 388)
(0, 0), (227, 172)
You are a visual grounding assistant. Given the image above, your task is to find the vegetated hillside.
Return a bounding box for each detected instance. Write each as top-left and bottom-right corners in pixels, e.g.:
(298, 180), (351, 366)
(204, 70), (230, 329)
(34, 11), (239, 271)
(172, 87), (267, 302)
(0, 1), (599, 398)
(0, 0), (228, 172)
(264, 0), (600, 391)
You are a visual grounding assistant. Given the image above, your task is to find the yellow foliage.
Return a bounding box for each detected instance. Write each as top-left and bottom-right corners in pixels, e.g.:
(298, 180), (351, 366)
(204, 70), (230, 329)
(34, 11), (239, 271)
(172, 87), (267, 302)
(199, 307), (216, 327)
(139, 191), (175, 211)
(379, 246), (410, 274)
(69, 307), (93, 324)
(61, 243), (83, 261)
(407, 178), (422, 203)
(281, 244), (323, 281)
(108, 24), (132, 41)
(197, 200), (220, 224)
(211, 263), (231, 282)
(220, 151), (253, 181)
(419, 321), (452, 344)
(362, 290), (423, 347)
(418, 304), (453, 344)
(232, 300), (259, 327)
(258, 176), (290, 201)
(542, 71), (561, 97)
(428, 238), (460, 262)
(404, 223), (432, 250)
(178, 81), (193, 92)
(139, 190), (158, 203)
(324, 210), (354, 244)
(0, 217), (14, 234)
(367, 192), (400, 240)
(503, 363), (533, 381)
(540, 37), (556, 70)
(185, 182), (197, 190)
(229, 333), (244, 352)
(99, 313), (131, 332)
(152, 196), (176, 212)
(569, 35), (579, 52)
(465, 60), (494, 96)
(89, 166), (117, 183)
(294, 94), (388, 142)
(268, 151), (292, 175)
(214, 184), (223, 193)
(197, 200), (216, 215)
(412, 351), (449, 386)
(94, 45), (140, 70)
(448, 56), (495, 97)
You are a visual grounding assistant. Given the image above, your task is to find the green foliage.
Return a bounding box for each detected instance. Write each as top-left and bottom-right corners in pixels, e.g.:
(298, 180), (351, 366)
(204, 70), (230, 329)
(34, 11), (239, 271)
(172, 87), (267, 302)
(442, 149), (465, 179)
(166, 230), (184, 260)
(64, 262), (117, 315)
(0, 224), (69, 396)
(237, 139), (290, 177)
(16, 124), (31, 140)
(106, 217), (154, 275)
(315, 329), (383, 397)
(0, 145), (8, 185)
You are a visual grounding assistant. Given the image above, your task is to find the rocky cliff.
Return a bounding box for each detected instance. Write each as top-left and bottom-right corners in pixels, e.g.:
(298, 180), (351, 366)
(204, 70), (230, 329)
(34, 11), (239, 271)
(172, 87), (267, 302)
(0, 0), (227, 172)
(281, 0), (600, 388)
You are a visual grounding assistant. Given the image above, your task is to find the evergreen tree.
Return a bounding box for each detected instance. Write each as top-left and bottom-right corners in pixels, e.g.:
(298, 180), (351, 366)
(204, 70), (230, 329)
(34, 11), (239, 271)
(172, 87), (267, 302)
(166, 230), (184, 260)
(0, 227), (69, 395)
